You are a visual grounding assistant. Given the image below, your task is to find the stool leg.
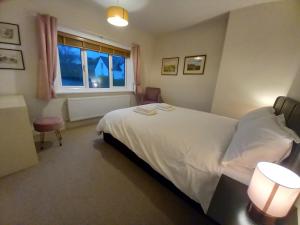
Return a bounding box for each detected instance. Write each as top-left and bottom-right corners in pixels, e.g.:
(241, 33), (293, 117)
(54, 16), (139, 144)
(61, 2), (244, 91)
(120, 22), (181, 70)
(40, 132), (45, 150)
(55, 130), (62, 147)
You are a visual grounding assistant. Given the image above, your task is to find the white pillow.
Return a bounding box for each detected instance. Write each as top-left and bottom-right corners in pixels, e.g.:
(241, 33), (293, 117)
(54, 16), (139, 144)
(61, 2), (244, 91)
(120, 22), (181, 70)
(222, 115), (296, 169)
(276, 114), (300, 144)
(238, 107), (275, 127)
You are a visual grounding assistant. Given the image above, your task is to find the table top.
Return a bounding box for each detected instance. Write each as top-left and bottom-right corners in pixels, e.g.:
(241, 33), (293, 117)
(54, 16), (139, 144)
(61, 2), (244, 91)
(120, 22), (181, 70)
(207, 175), (298, 225)
(0, 95), (26, 109)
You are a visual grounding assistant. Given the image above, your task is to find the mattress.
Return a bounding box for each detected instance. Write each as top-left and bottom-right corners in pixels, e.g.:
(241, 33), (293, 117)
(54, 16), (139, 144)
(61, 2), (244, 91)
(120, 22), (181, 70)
(96, 105), (239, 212)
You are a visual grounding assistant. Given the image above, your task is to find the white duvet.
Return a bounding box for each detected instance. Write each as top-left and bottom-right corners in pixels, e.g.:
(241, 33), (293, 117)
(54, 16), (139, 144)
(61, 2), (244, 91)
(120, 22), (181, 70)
(96, 105), (238, 212)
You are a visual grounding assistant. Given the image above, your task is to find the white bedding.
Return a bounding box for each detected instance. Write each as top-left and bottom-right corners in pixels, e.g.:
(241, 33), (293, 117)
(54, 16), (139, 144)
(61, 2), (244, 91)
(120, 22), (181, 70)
(96, 105), (240, 212)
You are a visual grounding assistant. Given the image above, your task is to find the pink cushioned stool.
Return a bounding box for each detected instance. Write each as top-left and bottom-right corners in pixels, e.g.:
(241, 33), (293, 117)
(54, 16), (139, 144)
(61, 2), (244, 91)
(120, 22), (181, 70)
(33, 116), (64, 150)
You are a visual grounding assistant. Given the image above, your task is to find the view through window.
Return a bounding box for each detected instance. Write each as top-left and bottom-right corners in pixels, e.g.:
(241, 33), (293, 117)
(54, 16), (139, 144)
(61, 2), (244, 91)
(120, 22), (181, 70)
(57, 44), (126, 90)
(58, 45), (84, 86)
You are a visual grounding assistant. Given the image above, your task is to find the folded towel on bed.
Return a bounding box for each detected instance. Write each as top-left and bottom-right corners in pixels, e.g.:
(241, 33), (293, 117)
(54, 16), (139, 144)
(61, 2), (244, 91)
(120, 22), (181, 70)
(156, 103), (175, 111)
(134, 105), (157, 115)
(133, 108), (157, 115)
(136, 105), (156, 113)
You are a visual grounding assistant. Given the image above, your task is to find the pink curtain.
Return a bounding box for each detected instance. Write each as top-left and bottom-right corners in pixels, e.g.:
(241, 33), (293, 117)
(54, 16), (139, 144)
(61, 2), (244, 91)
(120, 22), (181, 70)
(131, 44), (142, 94)
(36, 14), (58, 101)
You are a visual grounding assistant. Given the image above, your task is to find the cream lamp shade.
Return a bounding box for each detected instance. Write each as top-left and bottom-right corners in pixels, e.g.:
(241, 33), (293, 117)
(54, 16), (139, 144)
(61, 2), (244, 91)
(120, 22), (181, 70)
(107, 6), (128, 27)
(247, 162), (300, 218)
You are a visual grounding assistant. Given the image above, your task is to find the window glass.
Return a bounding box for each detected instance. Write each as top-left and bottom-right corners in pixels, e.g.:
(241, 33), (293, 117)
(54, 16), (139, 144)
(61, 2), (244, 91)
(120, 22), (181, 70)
(112, 55), (125, 87)
(58, 44), (83, 86)
(87, 50), (109, 88)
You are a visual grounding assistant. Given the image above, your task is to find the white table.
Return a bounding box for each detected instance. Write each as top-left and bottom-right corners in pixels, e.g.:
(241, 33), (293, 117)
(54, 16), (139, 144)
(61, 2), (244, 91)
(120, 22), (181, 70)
(0, 95), (38, 177)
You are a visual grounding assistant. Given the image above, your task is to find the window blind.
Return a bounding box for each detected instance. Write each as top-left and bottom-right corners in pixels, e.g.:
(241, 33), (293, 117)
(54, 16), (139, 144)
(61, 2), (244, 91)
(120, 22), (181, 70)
(57, 31), (130, 58)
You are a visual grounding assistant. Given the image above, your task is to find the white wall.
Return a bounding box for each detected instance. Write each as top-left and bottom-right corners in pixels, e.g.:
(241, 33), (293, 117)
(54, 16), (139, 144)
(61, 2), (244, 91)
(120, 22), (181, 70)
(212, 0), (300, 118)
(1, 0), (300, 122)
(288, 68), (300, 101)
(0, 0), (155, 121)
(148, 15), (228, 112)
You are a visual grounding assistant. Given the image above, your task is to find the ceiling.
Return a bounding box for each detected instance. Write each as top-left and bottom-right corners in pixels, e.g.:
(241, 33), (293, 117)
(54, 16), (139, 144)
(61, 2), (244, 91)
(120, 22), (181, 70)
(88, 0), (278, 35)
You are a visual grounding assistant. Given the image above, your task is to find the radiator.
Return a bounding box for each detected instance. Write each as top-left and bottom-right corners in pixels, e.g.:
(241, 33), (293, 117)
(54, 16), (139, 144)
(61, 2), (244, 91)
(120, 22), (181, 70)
(67, 95), (131, 121)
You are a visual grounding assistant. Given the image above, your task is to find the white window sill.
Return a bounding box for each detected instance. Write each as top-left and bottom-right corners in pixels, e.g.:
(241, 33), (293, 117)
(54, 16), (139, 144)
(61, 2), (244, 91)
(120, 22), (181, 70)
(55, 87), (134, 95)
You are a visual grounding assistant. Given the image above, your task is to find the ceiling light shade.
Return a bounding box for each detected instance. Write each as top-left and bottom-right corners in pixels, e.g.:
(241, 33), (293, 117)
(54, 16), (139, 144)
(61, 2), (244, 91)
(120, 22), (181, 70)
(247, 162), (300, 218)
(107, 6), (128, 27)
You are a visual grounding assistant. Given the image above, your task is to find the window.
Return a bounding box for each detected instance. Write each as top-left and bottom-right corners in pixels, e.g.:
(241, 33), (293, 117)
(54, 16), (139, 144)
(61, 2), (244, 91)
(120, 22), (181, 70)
(112, 55), (125, 87)
(87, 50), (109, 88)
(55, 31), (132, 93)
(58, 45), (83, 86)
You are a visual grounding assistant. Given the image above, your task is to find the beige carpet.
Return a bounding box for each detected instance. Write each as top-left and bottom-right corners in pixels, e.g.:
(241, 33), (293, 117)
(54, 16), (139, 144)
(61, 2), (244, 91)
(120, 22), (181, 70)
(0, 125), (211, 225)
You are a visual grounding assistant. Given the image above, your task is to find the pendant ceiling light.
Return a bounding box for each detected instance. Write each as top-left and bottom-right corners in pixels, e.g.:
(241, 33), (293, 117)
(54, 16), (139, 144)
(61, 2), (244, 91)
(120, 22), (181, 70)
(107, 6), (129, 27)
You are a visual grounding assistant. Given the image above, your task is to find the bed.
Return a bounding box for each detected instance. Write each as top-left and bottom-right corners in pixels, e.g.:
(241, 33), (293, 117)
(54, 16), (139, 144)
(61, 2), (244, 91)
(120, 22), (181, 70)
(96, 96), (300, 212)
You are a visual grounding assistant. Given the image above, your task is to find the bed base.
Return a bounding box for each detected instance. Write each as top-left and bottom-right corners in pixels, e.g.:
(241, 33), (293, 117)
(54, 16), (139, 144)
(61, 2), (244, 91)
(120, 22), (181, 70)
(103, 132), (204, 213)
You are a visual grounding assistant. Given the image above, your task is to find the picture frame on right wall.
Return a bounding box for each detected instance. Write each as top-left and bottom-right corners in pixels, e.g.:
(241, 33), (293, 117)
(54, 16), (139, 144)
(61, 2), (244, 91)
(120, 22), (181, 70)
(161, 57), (179, 75)
(183, 55), (206, 75)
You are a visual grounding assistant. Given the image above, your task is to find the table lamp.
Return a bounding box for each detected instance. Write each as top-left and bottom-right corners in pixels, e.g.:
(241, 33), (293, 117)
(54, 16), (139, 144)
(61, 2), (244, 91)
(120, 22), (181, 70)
(247, 162), (300, 225)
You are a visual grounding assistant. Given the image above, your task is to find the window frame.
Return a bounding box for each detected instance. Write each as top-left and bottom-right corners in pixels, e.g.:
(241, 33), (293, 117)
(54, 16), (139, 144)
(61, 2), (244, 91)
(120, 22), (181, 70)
(85, 50), (110, 89)
(54, 28), (133, 94)
(57, 45), (85, 88)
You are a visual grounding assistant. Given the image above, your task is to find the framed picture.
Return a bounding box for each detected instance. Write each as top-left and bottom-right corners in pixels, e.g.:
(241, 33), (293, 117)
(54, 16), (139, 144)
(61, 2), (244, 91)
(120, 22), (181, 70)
(183, 55), (206, 75)
(161, 57), (179, 75)
(0, 48), (25, 70)
(0, 22), (21, 45)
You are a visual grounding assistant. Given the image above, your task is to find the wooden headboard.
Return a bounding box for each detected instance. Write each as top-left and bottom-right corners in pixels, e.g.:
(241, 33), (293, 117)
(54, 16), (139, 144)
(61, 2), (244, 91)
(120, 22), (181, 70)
(274, 96), (300, 174)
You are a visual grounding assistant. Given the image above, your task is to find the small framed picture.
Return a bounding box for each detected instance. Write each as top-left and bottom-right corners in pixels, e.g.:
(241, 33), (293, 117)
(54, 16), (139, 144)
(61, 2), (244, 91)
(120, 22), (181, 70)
(183, 55), (206, 75)
(0, 48), (25, 70)
(0, 22), (21, 45)
(161, 57), (179, 75)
